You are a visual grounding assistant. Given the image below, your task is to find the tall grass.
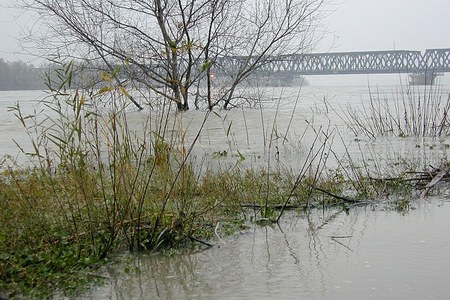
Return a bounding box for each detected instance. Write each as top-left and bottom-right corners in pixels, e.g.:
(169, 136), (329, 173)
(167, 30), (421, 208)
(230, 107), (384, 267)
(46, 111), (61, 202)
(0, 61), (339, 298)
(316, 83), (450, 204)
(0, 62), (206, 296)
(340, 84), (450, 138)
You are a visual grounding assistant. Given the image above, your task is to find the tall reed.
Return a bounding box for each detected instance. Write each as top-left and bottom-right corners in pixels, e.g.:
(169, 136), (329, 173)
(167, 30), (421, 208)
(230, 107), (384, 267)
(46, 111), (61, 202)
(340, 84), (450, 138)
(0, 61), (215, 297)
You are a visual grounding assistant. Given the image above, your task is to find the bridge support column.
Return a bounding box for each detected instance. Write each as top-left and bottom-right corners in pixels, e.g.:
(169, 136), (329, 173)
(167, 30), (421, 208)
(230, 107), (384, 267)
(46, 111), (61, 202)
(408, 71), (439, 85)
(278, 74), (294, 86)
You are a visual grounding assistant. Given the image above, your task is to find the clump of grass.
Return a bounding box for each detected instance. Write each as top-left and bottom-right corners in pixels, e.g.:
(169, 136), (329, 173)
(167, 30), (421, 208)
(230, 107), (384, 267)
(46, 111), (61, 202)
(339, 84), (450, 138)
(0, 61), (203, 297)
(315, 82), (450, 202)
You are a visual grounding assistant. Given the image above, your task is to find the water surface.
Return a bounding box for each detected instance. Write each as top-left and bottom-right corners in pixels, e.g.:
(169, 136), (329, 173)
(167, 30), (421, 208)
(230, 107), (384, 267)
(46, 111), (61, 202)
(2, 86), (450, 299)
(82, 199), (450, 300)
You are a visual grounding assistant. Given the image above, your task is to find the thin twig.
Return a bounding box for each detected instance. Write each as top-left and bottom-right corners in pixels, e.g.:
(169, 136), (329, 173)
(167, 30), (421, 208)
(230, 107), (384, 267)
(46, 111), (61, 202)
(316, 208), (346, 230)
(189, 236), (214, 248)
(420, 165), (450, 199)
(331, 237), (353, 252)
(312, 185), (359, 203)
(214, 222), (226, 245)
(240, 203), (306, 210)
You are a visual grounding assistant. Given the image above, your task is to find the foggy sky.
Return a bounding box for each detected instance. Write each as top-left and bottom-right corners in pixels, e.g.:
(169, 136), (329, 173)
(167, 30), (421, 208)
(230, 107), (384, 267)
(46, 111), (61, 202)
(2, 0), (450, 60)
(318, 0), (450, 53)
(0, 0), (28, 61)
(1, 0), (450, 85)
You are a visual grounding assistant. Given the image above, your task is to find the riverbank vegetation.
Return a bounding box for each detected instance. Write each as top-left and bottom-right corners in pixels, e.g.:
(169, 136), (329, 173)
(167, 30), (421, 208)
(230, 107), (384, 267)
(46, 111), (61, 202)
(339, 84), (450, 138)
(1, 62), (450, 298)
(0, 64), (333, 298)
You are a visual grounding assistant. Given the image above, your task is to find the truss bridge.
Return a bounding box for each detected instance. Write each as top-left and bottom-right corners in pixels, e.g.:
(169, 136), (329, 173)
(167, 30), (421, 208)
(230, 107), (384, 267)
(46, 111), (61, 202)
(216, 48), (450, 85)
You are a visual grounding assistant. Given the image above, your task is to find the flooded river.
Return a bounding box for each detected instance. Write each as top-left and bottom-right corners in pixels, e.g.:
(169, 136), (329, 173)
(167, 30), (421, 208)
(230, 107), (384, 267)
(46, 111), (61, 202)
(81, 199), (450, 300)
(1, 80), (450, 299)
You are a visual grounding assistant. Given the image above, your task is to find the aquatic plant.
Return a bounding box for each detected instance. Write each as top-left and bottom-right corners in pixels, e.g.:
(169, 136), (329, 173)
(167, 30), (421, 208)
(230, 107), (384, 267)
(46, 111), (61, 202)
(338, 84), (450, 138)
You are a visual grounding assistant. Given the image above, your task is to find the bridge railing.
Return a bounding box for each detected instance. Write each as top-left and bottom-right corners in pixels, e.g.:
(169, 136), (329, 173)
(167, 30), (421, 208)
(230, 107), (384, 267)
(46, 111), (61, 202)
(423, 49), (450, 72)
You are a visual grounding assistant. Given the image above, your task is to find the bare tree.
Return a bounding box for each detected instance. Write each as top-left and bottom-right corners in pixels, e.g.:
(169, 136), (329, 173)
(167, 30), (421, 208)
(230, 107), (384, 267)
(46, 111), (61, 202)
(21, 0), (325, 110)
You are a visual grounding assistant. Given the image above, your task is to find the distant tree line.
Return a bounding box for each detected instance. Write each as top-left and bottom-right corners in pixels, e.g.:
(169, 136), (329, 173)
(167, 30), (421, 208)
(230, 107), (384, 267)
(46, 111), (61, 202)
(0, 57), (171, 92)
(0, 58), (46, 90)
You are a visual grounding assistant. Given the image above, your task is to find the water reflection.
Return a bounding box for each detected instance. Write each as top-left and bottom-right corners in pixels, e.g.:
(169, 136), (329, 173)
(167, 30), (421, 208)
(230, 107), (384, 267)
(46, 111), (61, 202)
(81, 199), (450, 299)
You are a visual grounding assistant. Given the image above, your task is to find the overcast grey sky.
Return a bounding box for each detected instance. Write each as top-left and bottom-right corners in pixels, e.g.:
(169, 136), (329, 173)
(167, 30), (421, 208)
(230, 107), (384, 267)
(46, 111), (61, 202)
(318, 0), (450, 53)
(1, 0), (450, 86)
(1, 0), (450, 61)
(0, 0), (33, 62)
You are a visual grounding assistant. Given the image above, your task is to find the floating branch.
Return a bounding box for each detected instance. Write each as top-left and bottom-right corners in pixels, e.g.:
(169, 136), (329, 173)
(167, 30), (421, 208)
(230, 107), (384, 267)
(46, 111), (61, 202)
(420, 165), (450, 199)
(312, 185), (360, 203)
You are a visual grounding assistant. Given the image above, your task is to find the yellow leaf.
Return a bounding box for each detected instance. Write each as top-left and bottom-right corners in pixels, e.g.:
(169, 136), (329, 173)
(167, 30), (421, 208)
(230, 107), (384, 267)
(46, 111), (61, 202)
(119, 86), (130, 97)
(98, 86), (114, 95)
(101, 72), (111, 82)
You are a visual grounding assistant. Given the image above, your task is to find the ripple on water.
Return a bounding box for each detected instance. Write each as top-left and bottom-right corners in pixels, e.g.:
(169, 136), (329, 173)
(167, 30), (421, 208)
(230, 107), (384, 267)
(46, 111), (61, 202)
(79, 199), (450, 300)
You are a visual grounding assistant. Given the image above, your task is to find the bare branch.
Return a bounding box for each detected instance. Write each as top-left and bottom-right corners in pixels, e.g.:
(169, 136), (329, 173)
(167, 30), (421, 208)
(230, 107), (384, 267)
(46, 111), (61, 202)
(20, 0), (326, 110)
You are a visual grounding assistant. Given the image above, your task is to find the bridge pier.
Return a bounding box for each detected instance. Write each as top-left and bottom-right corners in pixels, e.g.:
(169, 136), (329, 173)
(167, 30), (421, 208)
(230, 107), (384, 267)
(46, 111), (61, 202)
(408, 72), (439, 85)
(243, 73), (296, 86)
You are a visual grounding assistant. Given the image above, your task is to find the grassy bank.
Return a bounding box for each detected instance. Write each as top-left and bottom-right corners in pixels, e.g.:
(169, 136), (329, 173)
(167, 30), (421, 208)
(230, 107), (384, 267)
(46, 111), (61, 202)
(0, 144), (355, 298)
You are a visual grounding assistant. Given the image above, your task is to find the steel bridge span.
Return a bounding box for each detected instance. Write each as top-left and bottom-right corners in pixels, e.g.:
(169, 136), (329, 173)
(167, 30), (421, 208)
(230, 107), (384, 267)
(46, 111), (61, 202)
(216, 49), (450, 83)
